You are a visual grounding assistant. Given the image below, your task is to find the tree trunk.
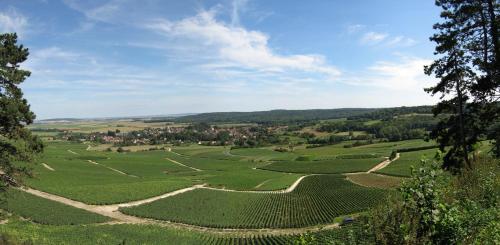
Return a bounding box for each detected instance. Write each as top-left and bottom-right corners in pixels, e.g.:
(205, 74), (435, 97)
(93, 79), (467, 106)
(456, 78), (471, 168)
(487, 0), (499, 63)
(480, 4), (490, 78)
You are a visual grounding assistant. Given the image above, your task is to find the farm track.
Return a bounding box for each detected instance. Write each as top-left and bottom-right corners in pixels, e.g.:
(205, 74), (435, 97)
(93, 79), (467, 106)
(41, 163), (54, 171)
(165, 157), (202, 172)
(67, 150), (79, 155)
(87, 160), (138, 178)
(16, 175), (342, 235)
(367, 153), (400, 173)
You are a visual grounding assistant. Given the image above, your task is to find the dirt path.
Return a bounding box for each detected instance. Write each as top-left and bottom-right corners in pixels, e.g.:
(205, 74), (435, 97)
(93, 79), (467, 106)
(16, 183), (340, 235)
(367, 153), (400, 173)
(253, 179), (271, 189)
(165, 158), (202, 172)
(87, 160), (138, 178)
(41, 163), (55, 171)
(67, 150), (79, 155)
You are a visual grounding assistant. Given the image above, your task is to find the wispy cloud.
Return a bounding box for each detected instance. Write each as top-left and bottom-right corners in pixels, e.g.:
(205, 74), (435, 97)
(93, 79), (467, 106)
(360, 31), (388, 45)
(346, 24), (365, 34)
(231, 0), (249, 26)
(0, 8), (28, 36)
(386, 36), (417, 47)
(342, 55), (433, 90)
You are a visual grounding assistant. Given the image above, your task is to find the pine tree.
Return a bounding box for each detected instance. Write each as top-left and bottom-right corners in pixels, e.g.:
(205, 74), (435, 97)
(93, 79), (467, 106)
(0, 33), (43, 189)
(425, 0), (500, 170)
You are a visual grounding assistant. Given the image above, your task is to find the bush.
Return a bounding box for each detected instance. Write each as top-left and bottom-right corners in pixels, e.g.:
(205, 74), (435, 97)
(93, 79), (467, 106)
(367, 155), (499, 244)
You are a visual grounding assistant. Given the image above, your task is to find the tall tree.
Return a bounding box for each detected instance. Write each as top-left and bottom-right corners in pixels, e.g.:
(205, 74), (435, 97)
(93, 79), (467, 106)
(425, 0), (500, 170)
(0, 33), (43, 189)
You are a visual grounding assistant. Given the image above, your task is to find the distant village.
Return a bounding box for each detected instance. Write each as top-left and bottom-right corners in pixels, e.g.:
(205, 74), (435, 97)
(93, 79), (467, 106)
(49, 123), (290, 148)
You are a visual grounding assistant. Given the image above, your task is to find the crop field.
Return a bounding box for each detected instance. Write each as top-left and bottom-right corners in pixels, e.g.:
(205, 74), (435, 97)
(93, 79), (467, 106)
(2, 138), (439, 243)
(29, 120), (180, 133)
(121, 175), (386, 228)
(375, 148), (439, 177)
(0, 189), (110, 225)
(23, 142), (198, 204)
(259, 157), (383, 174)
(345, 173), (402, 188)
(0, 219), (364, 245)
(296, 139), (435, 157)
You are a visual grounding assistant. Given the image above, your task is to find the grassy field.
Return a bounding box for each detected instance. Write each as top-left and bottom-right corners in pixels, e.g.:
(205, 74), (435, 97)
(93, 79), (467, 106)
(122, 175), (386, 228)
(375, 148), (439, 177)
(0, 189), (110, 225)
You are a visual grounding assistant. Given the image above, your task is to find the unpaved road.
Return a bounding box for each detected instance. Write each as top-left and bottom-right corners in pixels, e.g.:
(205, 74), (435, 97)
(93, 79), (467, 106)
(67, 150), (79, 155)
(42, 163), (54, 171)
(87, 160), (138, 178)
(165, 158), (202, 172)
(367, 153), (400, 173)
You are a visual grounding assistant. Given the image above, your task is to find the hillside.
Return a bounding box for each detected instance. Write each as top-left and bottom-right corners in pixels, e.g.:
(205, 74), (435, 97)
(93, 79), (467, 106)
(173, 106), (433, 123)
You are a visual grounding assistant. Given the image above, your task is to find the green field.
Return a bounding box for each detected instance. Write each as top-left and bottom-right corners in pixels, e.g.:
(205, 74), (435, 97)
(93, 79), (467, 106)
(121, 175), (386, 228)
(259, 157), (383, 174)
(0, 189), (110, 225)
(1, 139), (440, 243)
(375, 148), (440, 177)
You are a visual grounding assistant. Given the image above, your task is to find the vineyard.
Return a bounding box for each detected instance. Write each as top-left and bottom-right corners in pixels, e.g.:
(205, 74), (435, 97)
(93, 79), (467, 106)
(0, 219), (365, 245)
(0, 189), (110, 225)
(259, 157), (383, 174)
(375, 148), (439, 177)
(121, 175), (386, 228)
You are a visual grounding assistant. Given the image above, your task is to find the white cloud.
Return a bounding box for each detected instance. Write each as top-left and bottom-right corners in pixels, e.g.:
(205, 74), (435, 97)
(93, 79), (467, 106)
(0, 8), (28, 36)
(386, 36), (417, 47)
(346, 24), (365, 34)
(343, 55), (433, 90)
(360, 31), (388, 45)
(144, 9), (341, 79)
(231, 0), (249, 26)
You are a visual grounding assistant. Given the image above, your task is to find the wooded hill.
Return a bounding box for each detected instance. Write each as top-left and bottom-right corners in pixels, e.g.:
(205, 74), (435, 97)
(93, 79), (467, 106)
(172, 106), (434, 123)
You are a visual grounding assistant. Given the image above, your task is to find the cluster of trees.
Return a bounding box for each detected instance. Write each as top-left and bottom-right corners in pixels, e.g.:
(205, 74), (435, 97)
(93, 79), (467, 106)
(347, 106), (434, 120)
(232, 126), (285, 148)
(317, 115), (438, 142)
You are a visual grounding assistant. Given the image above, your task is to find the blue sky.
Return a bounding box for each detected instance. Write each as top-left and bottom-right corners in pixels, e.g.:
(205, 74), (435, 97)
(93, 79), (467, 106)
(1, 0), (441, 119)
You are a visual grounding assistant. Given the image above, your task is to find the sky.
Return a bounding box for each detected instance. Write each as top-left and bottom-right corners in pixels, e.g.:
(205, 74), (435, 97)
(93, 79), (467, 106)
(1, 0), (442, 119)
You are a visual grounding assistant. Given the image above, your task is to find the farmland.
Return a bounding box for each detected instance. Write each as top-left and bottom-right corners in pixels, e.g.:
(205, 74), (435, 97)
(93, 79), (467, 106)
(1, 116), (495, 244)
(121, 175), (386, 228)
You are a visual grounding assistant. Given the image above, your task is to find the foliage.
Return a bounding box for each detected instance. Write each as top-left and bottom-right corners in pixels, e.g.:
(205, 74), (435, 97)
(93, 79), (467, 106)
(0, 33), (43, 189)
(425, 0), (500, 169)
(368, 155), (499, 244)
